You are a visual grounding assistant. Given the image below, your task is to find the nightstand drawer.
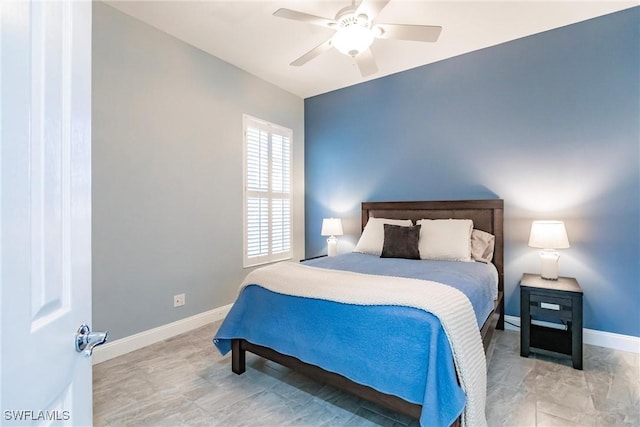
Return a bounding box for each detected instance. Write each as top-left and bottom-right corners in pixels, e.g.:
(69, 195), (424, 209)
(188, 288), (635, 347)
(529, 305), (572, 322)
(529, 292), (572, 308)
(529, 293), (572, 321)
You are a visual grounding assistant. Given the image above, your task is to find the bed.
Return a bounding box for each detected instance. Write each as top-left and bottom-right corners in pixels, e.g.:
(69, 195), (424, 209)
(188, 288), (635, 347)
(214, 199), (504, 426)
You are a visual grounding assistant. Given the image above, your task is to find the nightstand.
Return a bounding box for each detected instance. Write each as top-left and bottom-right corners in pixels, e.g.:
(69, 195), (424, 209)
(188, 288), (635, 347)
(520, 273), (583, 369)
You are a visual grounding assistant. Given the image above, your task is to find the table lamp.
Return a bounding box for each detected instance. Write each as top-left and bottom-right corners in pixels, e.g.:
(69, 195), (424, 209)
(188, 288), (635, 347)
(528, 220), (570, 280)
(321, 218), (343, 257)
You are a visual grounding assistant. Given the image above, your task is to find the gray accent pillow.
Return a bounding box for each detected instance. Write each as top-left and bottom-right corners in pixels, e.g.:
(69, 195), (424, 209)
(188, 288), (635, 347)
(381, 224), (421, 259)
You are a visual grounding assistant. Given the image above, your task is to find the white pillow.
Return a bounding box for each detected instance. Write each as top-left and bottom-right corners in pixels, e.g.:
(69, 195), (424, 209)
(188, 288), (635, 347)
(417, 219), (474, 261)
(353, 217), (413, 256)
(471, 229), (495, 263)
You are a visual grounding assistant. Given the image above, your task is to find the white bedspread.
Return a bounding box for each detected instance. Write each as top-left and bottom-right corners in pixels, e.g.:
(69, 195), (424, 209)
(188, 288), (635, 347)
(241, 261), (487, 427)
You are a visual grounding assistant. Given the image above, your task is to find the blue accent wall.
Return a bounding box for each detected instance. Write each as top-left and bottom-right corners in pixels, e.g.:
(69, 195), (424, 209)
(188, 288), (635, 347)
(304, 8), (639, 337)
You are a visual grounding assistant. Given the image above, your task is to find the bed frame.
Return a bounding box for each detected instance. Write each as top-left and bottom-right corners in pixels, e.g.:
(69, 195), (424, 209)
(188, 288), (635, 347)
(231, 199), (504, 422)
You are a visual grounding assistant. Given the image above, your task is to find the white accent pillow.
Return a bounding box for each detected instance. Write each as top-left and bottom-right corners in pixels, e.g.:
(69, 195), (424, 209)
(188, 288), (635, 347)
(353, 217), (413, 256)
(417, 219), (474, 262)
(471, 229), (495, 263)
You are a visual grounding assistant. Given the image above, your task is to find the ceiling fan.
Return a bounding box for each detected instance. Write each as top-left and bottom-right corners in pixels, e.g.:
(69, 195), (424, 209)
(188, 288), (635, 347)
(273, 0), (442, 77)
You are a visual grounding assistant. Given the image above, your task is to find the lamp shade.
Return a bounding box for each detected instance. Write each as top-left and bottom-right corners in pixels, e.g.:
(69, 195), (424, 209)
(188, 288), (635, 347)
(321, 218), (343, 236)
(528, 221), (570, 249)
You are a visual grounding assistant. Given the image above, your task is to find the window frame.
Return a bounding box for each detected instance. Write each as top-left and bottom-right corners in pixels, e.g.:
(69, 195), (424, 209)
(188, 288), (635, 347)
(242, 114), (293, 268)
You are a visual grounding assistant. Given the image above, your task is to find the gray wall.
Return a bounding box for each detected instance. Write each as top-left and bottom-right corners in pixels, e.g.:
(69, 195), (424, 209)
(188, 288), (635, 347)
(92, 2), (305, 341)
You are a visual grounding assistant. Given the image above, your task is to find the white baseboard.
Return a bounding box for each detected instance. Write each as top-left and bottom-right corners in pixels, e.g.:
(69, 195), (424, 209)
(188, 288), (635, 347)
(92, 304), (233, 365)
(504, 315), (640, 354)
(92, 307), (638, 365)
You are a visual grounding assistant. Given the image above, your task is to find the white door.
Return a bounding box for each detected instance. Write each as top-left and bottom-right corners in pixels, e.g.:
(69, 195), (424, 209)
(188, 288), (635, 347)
(1, 1), (96, 425)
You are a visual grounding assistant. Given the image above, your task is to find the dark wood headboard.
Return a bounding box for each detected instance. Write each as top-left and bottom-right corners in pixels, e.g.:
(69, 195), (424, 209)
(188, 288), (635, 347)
(361, 199), (504, 298)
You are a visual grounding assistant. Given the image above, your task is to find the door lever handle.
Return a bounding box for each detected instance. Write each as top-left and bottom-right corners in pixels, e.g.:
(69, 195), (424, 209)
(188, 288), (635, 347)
(75, 324), (108, 356)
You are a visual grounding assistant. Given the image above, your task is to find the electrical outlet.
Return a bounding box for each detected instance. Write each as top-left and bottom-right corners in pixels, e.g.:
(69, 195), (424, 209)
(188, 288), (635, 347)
(173, 293), (185, 307)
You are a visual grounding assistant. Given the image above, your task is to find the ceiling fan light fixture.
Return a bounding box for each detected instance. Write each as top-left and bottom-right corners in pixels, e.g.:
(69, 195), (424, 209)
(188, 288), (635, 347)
(331, 24), (374, 56)
(274, 1), (442, 77)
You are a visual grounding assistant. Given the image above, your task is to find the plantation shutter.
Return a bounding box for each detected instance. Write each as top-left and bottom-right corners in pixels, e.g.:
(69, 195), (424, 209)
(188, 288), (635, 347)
(243, 115), (292, 267)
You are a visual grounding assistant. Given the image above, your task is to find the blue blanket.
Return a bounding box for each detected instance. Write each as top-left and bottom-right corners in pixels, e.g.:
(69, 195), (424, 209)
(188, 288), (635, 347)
(214, 254), (496, 426)
(304, 253), (498, 327)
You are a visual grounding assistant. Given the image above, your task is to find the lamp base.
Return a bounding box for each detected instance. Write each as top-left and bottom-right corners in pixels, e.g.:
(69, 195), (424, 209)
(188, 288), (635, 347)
(327, 236), (338, 257)
(539, 250), (560, 280)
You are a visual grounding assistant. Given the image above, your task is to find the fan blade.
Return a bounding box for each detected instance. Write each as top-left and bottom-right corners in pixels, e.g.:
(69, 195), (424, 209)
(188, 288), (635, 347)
(375, 23), (442, 42)
(290, 38), (334, 66)
(355, 48), (378, 77)
(355, 0), (390, 23)
(273, 8), (335, 28)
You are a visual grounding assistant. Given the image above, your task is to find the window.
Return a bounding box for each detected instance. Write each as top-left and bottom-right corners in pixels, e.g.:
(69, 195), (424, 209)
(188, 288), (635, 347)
(243, 115), (292, 267)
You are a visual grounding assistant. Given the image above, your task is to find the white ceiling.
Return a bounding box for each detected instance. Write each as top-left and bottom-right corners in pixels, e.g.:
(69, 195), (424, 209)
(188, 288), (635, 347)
(106, 1), (638, 99)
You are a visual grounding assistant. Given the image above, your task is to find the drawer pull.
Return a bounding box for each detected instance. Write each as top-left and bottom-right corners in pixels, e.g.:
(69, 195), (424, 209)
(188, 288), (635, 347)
(540, 302), (561, 310)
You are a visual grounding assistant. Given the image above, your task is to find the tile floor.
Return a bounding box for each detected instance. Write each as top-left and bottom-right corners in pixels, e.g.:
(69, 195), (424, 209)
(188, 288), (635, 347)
(93, 324), (639, 426)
